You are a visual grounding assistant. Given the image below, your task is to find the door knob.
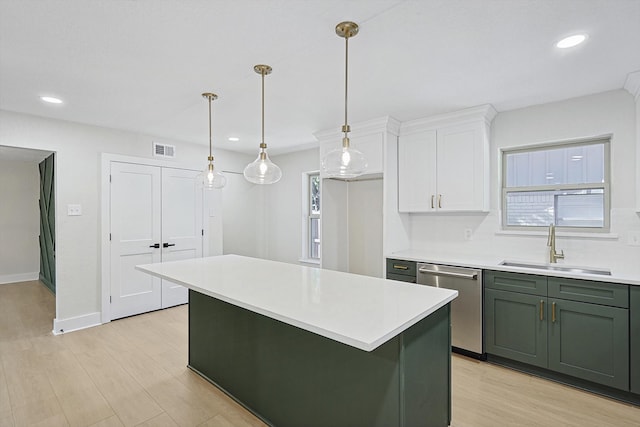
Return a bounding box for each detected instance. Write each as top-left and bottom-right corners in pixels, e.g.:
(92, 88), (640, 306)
(163, 243), (176, 248)
(149, 243), (160, 248)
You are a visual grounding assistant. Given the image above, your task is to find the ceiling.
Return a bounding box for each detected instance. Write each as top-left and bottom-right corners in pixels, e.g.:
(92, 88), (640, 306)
(1, 0), (639, 156)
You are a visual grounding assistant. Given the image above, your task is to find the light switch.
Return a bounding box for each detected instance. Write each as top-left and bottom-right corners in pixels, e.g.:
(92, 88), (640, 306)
(67, 204), (82, 216)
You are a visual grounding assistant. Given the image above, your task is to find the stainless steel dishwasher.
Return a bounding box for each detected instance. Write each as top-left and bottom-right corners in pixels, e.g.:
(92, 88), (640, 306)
(417, 263), (483, 357)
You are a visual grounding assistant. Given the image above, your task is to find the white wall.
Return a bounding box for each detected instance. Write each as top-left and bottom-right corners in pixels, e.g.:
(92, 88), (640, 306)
(408, 90), (640, 270)
(221, 171), (266, 259)
(320, 177), (384, 277)
(263, 148), (319, 264)
(348, 178), (383, 278)
(0, 159), (40, 283)
(321, 179), (350, 272)
(0, 109), (254, 327)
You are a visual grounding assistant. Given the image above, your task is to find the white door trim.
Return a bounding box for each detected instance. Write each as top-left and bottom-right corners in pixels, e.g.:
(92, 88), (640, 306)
(100, 153), (207, 323)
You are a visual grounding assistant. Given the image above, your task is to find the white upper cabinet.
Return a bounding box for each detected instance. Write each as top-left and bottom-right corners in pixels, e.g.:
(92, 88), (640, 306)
(398, 129), (437, 211)
(398, 105), (496, 213)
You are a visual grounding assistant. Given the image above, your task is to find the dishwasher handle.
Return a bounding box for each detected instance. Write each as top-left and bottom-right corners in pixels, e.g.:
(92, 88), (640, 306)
(418, 267), (478, 280)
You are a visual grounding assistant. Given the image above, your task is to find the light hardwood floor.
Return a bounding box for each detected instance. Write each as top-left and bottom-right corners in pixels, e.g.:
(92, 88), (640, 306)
(1, 281), (638, 426)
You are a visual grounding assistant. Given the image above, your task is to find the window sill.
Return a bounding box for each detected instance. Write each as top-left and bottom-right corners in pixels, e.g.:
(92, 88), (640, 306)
(495, 230), (619, 240)
(299, 258), (321, 266)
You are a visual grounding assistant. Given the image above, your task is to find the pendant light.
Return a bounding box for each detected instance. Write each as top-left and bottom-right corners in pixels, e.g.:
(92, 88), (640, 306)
(200, 92), (226, 189)
(243, 64), (282, 185)
(321, 21), (367, 178)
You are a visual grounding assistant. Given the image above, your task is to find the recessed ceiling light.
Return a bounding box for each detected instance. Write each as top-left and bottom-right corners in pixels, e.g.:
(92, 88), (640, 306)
(228, 137), (239, 142)
(40, 96), (63, 104)
(556, 34), (587, 49)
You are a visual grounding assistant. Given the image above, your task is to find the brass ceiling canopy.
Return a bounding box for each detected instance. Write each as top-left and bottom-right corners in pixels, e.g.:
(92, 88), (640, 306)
(335, 21), (359, 39)
(254, 64), (273, 75)
(201, 92), (218, 101)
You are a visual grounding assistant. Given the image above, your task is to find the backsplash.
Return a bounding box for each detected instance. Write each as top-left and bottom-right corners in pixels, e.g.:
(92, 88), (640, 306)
(408, 208), (640, 272)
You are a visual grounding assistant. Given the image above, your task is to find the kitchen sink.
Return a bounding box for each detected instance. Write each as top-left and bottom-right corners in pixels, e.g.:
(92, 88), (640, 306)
(499, 261), (611, 276)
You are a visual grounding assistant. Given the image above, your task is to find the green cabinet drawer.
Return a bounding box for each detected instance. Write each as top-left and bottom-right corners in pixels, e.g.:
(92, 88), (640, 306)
(485, 289), (548, 368)
(386, 258), (416, 278)
(484, 270), (547, 296)
(548, 278), (628, 308)
(631, 287), (640, 394)
(549, 298), (629, 390)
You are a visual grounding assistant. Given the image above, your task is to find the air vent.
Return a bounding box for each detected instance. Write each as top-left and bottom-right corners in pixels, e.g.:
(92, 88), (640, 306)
(153, 142), (176, 158)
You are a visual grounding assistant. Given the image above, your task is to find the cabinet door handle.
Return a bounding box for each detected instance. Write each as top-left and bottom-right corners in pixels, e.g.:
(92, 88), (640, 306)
(431, 195), (435, 209)
(393, 264), (409, 270)
(552, 302), (556, 323)
(438, 194), (442, 208)
(540, 300), (544, 321)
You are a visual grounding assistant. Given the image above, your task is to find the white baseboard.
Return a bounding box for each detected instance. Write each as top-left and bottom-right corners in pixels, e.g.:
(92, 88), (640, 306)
(0, 272), (39, 285)
(52, 312), (102, 335)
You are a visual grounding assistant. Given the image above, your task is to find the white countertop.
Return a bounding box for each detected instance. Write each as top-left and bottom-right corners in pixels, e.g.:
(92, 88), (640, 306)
(136, 254), (458, 352)
(389, 249), (640, 286)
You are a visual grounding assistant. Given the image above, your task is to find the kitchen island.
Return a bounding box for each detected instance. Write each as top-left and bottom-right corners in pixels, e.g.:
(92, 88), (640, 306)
(136, 254), (458, 427)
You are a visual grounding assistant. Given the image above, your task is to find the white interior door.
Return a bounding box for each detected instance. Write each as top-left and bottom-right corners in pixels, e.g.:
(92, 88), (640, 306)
(160, 167), (203, 308)
(110, 162), (162, 319)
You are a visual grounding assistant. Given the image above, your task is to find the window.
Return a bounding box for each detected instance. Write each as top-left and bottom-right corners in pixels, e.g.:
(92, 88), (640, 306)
(301, 171), (320, 263)
(502, 139), (610, 231)
(309, 173), (320, 259)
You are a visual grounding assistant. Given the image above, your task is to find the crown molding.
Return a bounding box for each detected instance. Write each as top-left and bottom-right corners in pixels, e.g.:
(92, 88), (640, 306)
(399, 104), (497, 136)
(623, 70), (640, 101)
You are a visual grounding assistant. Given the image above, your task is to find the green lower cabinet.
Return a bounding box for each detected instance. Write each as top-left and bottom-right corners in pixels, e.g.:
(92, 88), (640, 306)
(485, 271), (633, 394)
(485, 289), (548, 368)
(548, 298), (629, 390)
(631, 287), (640, 394)
(189, 290), (452, 427)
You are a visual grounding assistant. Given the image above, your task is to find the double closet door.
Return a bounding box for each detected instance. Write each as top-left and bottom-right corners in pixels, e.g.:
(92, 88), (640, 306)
(110, 162), (202, 320)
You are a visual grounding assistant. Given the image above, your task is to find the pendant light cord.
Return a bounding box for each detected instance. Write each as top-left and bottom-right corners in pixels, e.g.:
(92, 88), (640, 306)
(344, 34), (349, 137)
(208, 96), (213, 159)
(261, 69), (265, 149)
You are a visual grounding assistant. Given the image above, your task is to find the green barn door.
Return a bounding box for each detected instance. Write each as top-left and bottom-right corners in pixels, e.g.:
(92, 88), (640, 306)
(39, 153), (55, 293)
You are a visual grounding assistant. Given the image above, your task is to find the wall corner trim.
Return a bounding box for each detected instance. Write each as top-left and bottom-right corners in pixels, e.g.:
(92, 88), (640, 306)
(52, 311), (102, 335)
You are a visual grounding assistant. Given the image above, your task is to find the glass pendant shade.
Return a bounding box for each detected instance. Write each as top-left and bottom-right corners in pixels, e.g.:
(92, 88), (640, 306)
(202, 161), (227, 189)
(321, 139), (367, 178)
(243, 148), (282, 184)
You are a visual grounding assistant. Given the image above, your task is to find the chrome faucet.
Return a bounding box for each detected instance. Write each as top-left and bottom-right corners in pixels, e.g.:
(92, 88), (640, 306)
(547, 224), (564, 263)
